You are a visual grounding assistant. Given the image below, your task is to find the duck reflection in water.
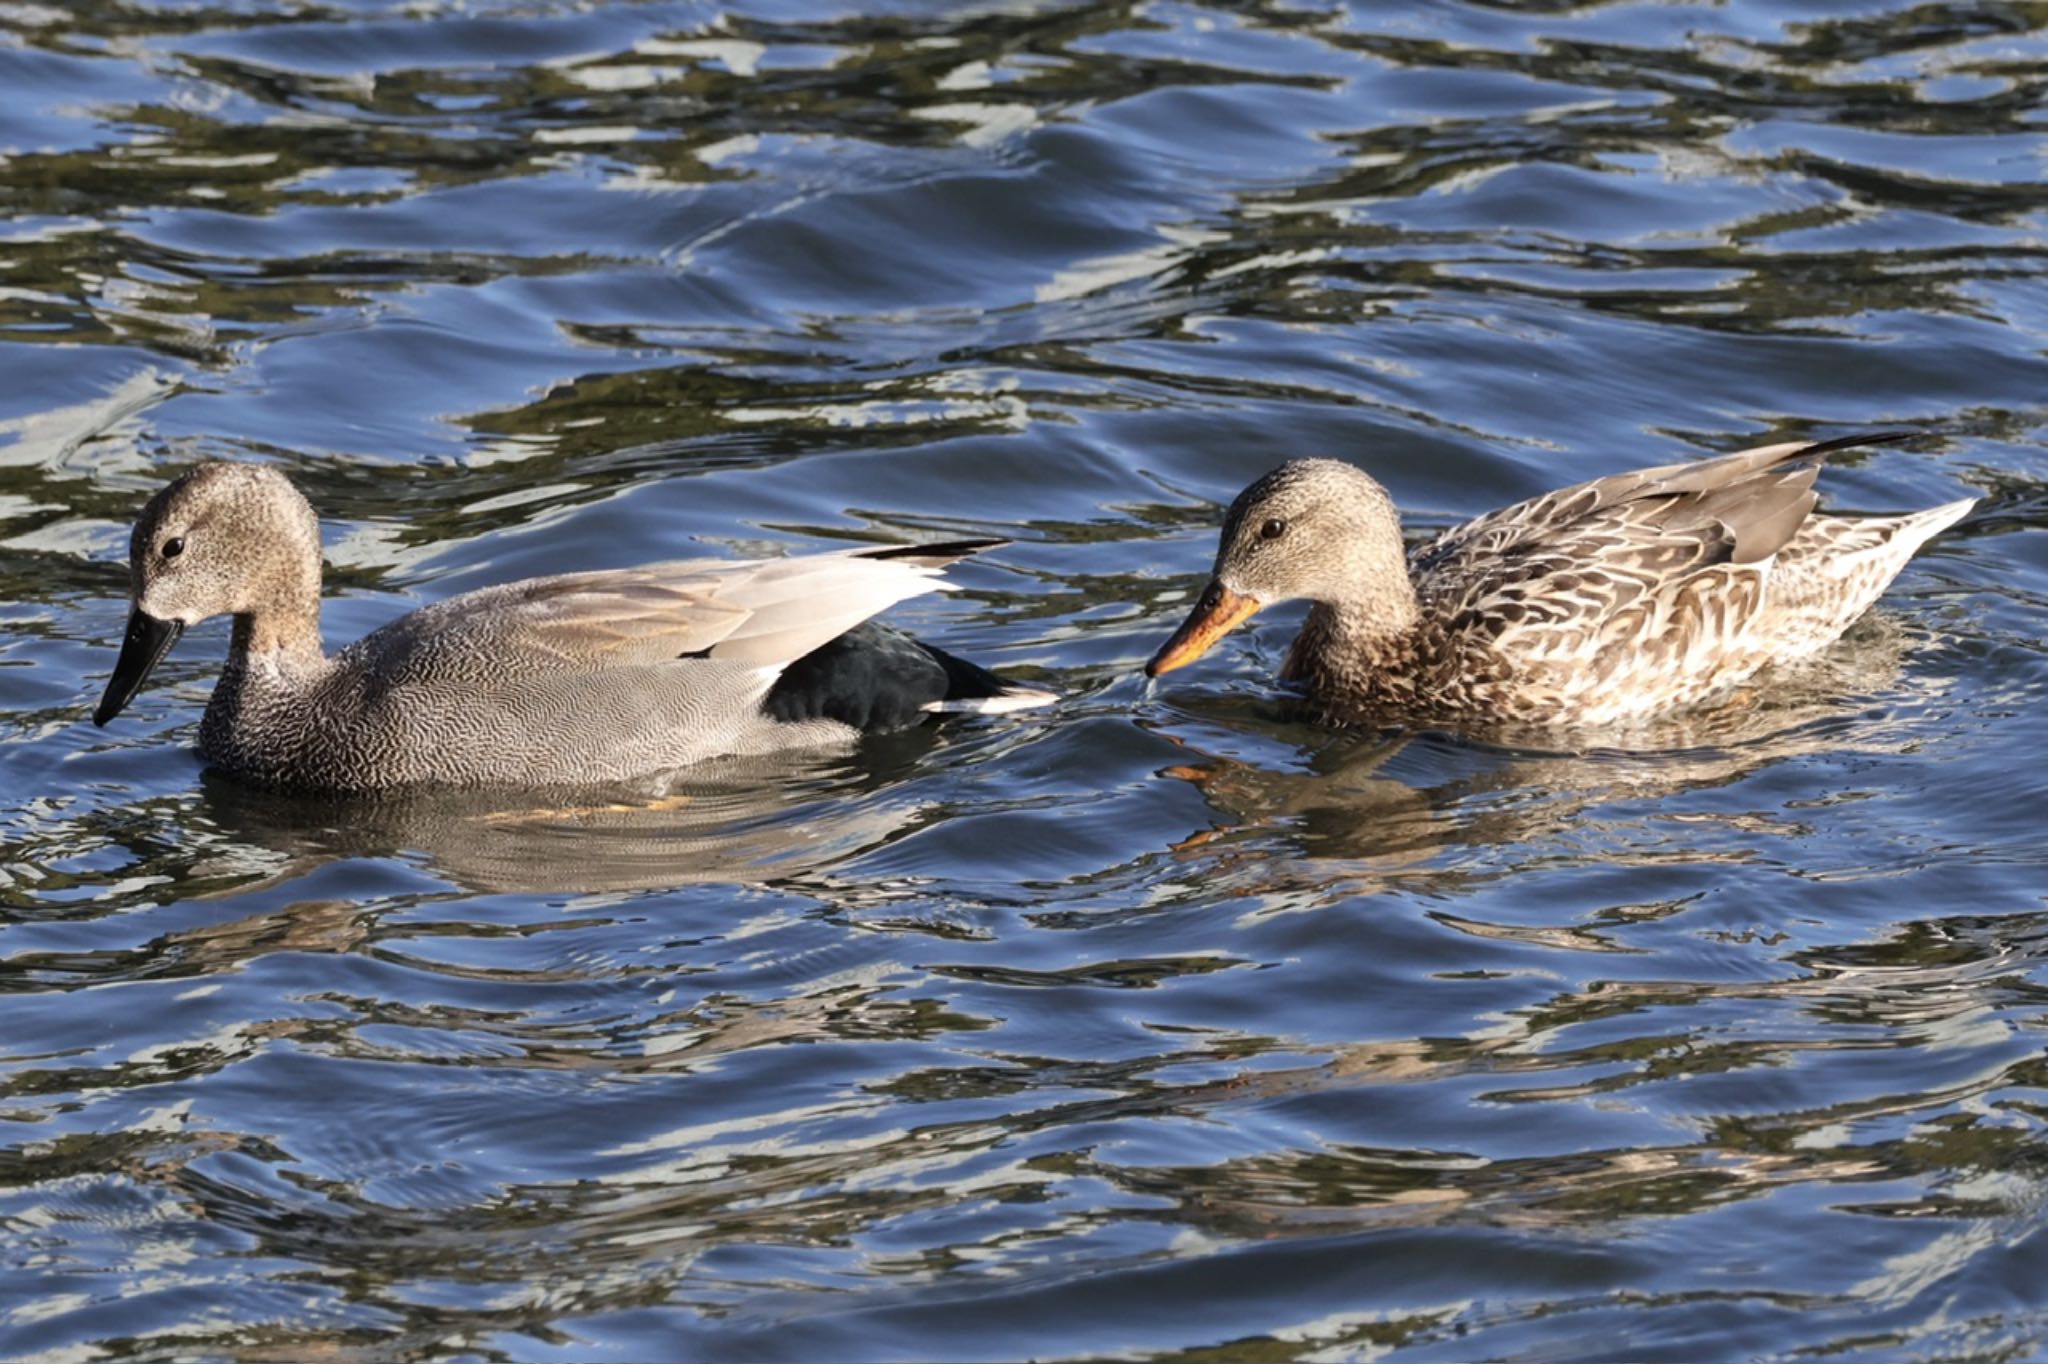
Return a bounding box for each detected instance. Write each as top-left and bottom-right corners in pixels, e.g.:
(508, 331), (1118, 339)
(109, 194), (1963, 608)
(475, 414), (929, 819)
(1151, 606), (1946, 895)
(193, 741), (933, 897)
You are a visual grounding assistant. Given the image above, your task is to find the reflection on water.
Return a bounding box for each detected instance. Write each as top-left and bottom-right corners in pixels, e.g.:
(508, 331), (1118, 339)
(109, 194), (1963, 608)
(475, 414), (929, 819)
(1156, 613), (1938, 867)
(194, 747), (920, 895)
(3, 0), (2048, 1360)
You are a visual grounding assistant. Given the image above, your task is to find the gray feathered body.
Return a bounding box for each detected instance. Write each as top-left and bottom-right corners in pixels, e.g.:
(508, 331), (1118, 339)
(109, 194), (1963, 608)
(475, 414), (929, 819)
(95, 460), (1051, 794)
(189, 545), (1045, 792)
(197, 604), (848, 792)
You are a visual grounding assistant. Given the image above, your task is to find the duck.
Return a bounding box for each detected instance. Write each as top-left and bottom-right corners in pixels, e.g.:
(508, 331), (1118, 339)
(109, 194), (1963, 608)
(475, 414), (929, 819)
(1146, 433), (1974, 728)
(93, 462), (1053, 792)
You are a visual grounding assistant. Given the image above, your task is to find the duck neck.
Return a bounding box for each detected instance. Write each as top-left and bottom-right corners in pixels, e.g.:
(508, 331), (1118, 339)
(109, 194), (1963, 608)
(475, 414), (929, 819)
(1283, 573), (1424, 699)
(227, 547), (327, 675)
(229, 599), (325, 666)
(203, 603), (331, 763)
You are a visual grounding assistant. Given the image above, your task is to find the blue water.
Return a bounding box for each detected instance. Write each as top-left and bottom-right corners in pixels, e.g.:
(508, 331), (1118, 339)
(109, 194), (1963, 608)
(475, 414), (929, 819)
(4, 2), (2047, 1360)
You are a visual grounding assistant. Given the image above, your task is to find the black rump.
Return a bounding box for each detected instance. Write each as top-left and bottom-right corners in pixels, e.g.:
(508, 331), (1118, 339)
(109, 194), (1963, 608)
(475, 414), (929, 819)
(762, 622), (1014, 731)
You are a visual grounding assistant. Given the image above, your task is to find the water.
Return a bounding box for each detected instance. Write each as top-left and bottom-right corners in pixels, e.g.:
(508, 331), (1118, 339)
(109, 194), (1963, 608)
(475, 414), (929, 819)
(4, 1), (2047, 1359)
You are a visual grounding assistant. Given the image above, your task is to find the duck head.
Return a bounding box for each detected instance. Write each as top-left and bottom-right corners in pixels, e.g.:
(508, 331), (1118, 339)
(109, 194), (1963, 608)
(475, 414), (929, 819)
(94, 462), (323, 727)
(1146, 458), (1410, 677)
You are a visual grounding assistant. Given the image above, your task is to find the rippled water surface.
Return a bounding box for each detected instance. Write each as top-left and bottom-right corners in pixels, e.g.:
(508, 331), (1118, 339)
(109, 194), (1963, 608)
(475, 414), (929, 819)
(5, 1), (2048, 1359)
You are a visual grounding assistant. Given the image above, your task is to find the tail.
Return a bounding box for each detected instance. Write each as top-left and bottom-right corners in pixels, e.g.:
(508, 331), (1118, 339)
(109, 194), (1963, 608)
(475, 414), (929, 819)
(762, 623), (1053, 729)
(858, 541), (1056, 714)
(916, 641), (1058, 716)
(1892, 496), (1975, 550)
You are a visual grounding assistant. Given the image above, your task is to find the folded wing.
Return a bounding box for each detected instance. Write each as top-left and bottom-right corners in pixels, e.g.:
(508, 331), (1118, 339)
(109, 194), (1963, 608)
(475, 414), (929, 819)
(1414, 435), (1909, 685)
(364, 539), (1006, 680)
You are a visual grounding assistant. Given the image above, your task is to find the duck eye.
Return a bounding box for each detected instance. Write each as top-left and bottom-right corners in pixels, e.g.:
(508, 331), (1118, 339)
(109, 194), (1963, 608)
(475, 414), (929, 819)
(1259, 517), (1287, 541)
(161, 536), (185, 560)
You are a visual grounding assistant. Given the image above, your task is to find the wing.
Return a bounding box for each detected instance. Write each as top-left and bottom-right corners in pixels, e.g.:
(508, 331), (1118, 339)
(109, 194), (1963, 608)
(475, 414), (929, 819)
(1412, 433), (1906, 579)
(356, 539), (1005, 679)
(1426, 508), (1772, 689)
(1411, 436), (1911, 696)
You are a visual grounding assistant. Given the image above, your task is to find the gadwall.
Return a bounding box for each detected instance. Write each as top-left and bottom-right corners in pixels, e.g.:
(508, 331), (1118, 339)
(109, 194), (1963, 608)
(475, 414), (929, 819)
(1147, 434), (1973, 727)
(94, 462), (1053, 791)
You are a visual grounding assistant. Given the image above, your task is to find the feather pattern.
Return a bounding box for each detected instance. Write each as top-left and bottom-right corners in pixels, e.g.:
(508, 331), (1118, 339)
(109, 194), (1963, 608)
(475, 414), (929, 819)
(91, 460), (1050, 793)
(1151, 435), (1974, 728)
(367, 542), (989, 678)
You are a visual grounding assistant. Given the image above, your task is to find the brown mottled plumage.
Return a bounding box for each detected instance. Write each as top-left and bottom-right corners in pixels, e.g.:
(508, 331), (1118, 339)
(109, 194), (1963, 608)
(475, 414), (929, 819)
(93, 462), (1053, 792)
(1147, 434), (1974, 727)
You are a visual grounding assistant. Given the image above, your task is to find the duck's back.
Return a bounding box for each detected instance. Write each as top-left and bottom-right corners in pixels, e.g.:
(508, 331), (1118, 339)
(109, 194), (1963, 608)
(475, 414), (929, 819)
(1403, 437), (1969, 725)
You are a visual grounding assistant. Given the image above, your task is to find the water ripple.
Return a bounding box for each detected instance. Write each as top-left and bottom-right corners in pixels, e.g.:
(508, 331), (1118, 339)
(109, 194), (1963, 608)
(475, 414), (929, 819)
(2, 0), (2047, 1360)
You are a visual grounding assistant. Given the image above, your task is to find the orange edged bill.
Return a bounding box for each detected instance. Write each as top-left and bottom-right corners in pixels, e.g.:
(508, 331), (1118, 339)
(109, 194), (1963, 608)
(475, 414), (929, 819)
(1146, 580), (1263, 676)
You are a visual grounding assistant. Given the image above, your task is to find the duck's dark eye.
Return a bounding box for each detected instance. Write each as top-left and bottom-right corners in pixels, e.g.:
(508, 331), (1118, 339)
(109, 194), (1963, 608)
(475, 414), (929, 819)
(1259, 517), (1287, 541)
(161, 536), (185, 560)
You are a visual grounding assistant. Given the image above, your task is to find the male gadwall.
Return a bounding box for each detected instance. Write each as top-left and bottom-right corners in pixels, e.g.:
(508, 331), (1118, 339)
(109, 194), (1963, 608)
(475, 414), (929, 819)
(1147, 434), (1973, 727)
(94, 462), (1053, 791)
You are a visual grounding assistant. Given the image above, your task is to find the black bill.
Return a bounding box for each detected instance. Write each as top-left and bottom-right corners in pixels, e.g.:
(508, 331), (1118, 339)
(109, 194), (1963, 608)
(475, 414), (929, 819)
(93, 609), (184, 727)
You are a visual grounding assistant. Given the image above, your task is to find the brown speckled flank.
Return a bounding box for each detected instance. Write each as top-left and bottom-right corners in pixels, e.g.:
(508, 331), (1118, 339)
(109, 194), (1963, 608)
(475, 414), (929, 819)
(1149, 435), (1974, 729)
(94, 463), (1052, 792)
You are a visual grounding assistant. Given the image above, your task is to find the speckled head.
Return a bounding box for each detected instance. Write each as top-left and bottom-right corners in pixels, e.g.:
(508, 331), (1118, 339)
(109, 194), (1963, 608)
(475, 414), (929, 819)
(94, 462), (324, 727)
(1147, 459), (1411, 677)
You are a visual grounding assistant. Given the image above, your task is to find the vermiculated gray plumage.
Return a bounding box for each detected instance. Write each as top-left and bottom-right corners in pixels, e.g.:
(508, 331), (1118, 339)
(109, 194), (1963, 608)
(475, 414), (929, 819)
(95, 462), (1053, 792)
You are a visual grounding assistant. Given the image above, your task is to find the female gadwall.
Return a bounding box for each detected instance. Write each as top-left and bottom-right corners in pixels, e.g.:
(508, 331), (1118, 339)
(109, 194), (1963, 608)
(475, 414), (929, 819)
(94, 462), (1053, 791)
(1146, 434), (1973, 727)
